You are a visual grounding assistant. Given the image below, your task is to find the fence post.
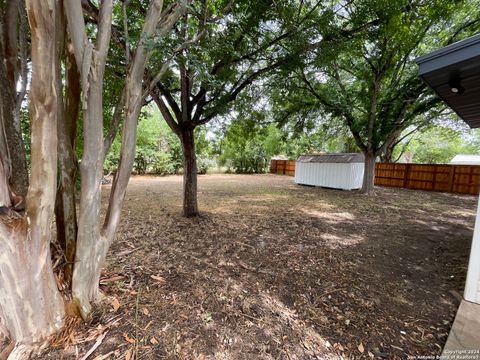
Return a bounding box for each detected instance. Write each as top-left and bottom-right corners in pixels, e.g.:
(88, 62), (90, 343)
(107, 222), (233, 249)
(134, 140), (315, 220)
(403, 164), (411, 188)
(449, 166), (456, 192)
(469, 166), (474, 194)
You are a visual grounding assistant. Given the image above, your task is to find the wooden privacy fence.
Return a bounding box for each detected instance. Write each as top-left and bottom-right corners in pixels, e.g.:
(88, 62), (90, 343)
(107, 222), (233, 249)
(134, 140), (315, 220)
(270, 160), (295, 176)
(375, 163), (480, 195)
(270, 159), (480, 195)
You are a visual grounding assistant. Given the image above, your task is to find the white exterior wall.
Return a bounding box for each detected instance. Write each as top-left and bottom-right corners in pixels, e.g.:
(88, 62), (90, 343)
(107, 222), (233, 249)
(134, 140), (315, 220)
(294, 162), (364, 190)
(464, 193), (480, 304)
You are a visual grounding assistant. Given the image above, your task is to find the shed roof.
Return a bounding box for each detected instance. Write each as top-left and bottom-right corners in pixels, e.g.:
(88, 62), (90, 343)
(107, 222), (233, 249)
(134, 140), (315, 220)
(450, 154), (480, 165)
(415, 34), (480, 128)
(297, 153), (365, 163)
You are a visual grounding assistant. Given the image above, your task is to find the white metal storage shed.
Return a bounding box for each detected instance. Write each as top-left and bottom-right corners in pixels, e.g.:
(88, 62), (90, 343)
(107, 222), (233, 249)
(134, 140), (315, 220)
(449, 154), (480, 165)
(294, 153), (365, 190)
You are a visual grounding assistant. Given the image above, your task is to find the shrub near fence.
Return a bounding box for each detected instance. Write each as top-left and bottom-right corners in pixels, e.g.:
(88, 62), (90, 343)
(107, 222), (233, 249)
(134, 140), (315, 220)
(270, 159), (480, 195)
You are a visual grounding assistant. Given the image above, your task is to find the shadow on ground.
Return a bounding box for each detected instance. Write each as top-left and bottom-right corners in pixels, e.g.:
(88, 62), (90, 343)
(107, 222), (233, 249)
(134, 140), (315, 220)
(41, 174), (477, 359)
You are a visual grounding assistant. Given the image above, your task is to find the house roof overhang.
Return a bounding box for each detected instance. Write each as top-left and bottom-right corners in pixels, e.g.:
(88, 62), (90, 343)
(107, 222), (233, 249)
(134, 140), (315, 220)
(415, 34), (480, 128)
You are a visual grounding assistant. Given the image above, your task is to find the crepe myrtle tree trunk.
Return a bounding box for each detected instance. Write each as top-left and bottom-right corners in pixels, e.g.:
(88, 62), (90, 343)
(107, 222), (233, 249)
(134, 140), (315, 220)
(180, 126), (198, 217)
(65, 0), (164, 318)
(54, 4), (80, 285)
(0, 111), (11, 208)
(0, 0), (30, 200)
(0, 0), (65, 347)
(361, 151), (377, 194)
(64, 0), (113, 318)
(0, 158), (10, 207)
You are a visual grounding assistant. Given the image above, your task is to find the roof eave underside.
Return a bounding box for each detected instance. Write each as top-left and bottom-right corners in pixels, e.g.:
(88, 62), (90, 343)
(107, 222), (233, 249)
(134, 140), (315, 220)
(416, 34), (480, 128)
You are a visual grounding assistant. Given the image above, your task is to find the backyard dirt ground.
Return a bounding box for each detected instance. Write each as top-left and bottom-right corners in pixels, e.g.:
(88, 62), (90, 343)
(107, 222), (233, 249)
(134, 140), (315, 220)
(40, 174), (477, 359)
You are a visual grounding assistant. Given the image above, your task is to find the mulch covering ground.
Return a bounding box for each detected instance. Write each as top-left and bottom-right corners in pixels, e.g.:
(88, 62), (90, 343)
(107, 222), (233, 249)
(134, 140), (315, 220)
(39, 174), (477, 359)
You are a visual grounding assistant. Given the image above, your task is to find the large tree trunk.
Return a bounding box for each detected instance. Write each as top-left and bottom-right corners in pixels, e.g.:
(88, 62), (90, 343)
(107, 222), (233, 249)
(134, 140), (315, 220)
(180, 127), (198, 217)
(360, 151), (376, 194)
(0, 0), (64, 346)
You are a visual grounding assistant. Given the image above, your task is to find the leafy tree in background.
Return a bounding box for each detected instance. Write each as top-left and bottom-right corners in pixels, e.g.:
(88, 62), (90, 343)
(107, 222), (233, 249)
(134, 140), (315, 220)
(215, 109), (359, 172)
(148, 0), (327, 216)
(106, 108), (214, 175)
(271, 0), (480, 194)
(393, 125), (480, 164)
(218, 120), (276, 173)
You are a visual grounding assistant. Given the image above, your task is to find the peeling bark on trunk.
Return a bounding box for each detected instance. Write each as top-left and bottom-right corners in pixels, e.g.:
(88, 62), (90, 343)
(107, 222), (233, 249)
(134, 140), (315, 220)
(55, 5), (79, 285)
(0, 155), (11, 207)
(73, 48), (111, 319)
(0, 99), (12, 208)
(0, 306), (8, 340)
(66, 0), (164, 318)
(0, 58), (27, 201)
(64, 0), (113, 318)
(180, 127), (198, 217)
(0, 0), (29, 199)
(103, 0), (163, 241)
(0, 219), (63, 343)
(0, 0), (65, 345)
(360, 152), (376, 195)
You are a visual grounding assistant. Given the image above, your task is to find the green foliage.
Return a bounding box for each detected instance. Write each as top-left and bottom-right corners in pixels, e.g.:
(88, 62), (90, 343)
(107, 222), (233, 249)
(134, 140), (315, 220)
(104, 108), (215, 175)
(197, 156), (216, 175)
(146, 0), (323, 129)
(397, 126), (480, 164)
(269, 0), (480, 158)
(216, 115), (359, 173)
(152, 152), (176, 175)
(86, 0), (480, 180)
(217, 120), (275, 173)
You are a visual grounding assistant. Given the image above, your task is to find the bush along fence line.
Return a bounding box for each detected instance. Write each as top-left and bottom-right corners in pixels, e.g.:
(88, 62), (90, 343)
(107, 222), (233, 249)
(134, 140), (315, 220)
(270, 159), (480, 195)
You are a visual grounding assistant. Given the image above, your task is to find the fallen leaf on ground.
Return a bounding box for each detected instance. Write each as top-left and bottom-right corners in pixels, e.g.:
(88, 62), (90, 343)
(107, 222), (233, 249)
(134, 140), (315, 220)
(110, 298), (120, 312)
(125, 349), (132, 360)
(93, 351), (114, 360)
(100, 275), (124, 284)
(123, 333), (135, 344)
(150, 275), (166, 284)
